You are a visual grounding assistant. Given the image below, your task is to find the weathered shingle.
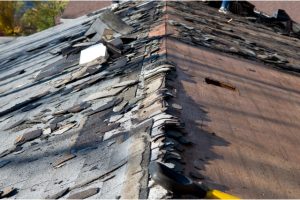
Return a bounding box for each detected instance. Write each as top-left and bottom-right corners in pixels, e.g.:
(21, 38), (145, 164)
(2, 1), (300, 199)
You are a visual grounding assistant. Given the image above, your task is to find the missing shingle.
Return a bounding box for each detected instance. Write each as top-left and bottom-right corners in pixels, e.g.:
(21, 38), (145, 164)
(205, 77), (236, 91)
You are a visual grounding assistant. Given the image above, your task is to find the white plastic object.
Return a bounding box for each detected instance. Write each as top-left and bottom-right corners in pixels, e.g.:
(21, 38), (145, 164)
(79, 43), (108, 65)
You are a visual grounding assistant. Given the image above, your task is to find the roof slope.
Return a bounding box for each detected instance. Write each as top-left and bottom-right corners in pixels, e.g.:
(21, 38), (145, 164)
(166, 1), (300, 74)
(162, 1), (300, 198)
(250, 1), (300, 23)
(0, 2), (171, 199)
(1, 1), (300, 199)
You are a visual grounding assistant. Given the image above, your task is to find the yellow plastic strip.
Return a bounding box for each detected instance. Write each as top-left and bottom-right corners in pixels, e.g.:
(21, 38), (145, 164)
(205, 189), (240, 199)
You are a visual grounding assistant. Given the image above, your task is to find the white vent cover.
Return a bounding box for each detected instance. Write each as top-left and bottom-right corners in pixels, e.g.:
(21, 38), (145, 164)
(79, 43), (108, 65)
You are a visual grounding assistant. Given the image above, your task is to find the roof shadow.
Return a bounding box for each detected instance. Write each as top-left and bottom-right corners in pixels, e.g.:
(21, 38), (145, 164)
(166, 51), (231, 193)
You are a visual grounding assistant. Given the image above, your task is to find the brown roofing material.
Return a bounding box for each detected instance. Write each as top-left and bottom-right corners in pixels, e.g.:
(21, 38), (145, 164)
(250, 1), (300, 23)
(161, 1), (300, 198)
(62, 1), (111, 19)
(166, 37), (300, 198)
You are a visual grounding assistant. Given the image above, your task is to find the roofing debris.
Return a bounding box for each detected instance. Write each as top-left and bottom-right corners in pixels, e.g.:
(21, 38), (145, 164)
(167, 1), (300, 73)
(0, 1), (168, 198)
(162, 1), (300, 198)
(1, 0), (300, 199)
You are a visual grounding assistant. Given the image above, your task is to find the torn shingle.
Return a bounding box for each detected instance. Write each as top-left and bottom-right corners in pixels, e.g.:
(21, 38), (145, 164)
(14, 129), (43, 146)
(67, 187), (99, 199)
(100, 10), (134, 35)
(52, 153), (76, 168)
(0, 187), (18, 198)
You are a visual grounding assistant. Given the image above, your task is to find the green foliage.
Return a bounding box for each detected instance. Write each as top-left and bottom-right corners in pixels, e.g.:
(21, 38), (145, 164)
(0, 1), (68, 36)
(21, 1), (68, 33)
(0, 1), (17, 35)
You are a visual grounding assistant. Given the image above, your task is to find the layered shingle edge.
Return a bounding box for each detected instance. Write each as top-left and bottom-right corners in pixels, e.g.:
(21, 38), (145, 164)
(0, 1), (174, 198)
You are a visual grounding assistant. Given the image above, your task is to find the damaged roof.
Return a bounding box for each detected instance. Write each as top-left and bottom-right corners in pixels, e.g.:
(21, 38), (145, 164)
(0, 1), (167, 199)
(1, 1), (300, 199)
(162, 1), (300, 199)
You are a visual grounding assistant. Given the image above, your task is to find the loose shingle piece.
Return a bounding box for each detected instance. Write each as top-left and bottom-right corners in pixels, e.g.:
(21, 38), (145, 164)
(14, 129), (43, 146)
